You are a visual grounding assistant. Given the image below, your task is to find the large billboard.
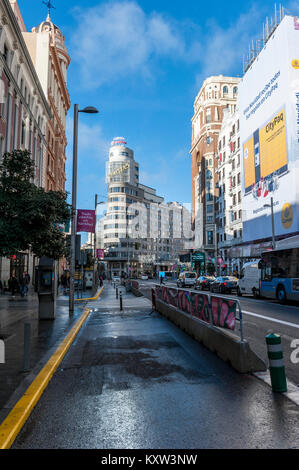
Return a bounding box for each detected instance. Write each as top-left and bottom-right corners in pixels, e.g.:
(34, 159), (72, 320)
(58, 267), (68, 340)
(238, 15), (299, 243)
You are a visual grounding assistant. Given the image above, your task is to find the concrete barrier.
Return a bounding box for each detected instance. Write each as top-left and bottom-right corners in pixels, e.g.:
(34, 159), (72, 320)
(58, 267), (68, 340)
(130, 281), (143, 297)
(156, 298), (266, 374)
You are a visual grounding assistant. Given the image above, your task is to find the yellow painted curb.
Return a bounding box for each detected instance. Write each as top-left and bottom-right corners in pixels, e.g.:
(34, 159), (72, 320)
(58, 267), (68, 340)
(74, 285), (104, 302)
(0, 286), (103, 449)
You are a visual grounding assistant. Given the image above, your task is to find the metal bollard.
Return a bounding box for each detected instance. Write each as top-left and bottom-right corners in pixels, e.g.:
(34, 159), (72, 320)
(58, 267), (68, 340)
(116, 287), (118, 299)
(23, 322), (31, 372)
(120, 292), (123, 311)
(265, 333), (287, 392)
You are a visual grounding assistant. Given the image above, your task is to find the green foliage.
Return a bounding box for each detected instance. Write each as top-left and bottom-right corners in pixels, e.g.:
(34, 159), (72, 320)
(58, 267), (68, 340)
(0, 150), (71, 259)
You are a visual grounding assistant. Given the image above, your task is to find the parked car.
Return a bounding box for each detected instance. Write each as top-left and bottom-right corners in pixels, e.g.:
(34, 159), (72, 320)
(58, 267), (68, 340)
(237, 261), (261, 297)
(177, 271), (197, 288)
(209, 276), (238, 294)
(140, 274), (148, 280)
(195, 275), (215, 291)
(112, 275), (120, 283)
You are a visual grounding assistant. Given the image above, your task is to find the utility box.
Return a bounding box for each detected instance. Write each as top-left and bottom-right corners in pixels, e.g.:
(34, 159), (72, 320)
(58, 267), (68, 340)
(36, 257), (57, 320)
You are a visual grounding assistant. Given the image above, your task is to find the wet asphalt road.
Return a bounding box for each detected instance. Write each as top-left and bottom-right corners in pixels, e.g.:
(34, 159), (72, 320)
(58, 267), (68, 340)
(12, 284), (299, 449)
(140, 280), (299, 385)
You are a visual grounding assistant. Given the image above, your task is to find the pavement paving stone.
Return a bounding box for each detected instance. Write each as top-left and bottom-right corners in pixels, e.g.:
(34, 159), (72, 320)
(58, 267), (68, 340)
(0, 288), (88, 420)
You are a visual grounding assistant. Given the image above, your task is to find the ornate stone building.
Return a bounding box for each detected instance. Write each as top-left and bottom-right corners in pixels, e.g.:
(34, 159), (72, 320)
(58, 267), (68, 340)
(0, 0), (51, 281)
(23, 11), (70, 191)
(190, 75), (240, 272)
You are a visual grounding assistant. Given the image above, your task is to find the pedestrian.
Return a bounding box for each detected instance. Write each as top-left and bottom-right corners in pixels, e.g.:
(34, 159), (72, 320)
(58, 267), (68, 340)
(20, 272), (29, 297)
(99, 275), (103, 287)
(10, 275), (19, 297)
(0, 279), (3, 295)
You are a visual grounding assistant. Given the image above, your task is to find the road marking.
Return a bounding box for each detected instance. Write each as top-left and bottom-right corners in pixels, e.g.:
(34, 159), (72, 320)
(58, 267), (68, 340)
(242, 310), (299, 329)
(74, 285), (104, 302)
(0, 287), (104, 449)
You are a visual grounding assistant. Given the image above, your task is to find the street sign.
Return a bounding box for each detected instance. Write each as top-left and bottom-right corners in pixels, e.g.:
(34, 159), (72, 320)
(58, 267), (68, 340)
(191, 251), (205, 262)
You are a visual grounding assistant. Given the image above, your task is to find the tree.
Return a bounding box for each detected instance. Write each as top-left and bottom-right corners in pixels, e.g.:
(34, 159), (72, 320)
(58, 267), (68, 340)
(0, 150), (72, 259)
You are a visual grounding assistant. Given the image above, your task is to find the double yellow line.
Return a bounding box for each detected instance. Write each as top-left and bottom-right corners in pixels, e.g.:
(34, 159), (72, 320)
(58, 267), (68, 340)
(0, 286), (104, 449)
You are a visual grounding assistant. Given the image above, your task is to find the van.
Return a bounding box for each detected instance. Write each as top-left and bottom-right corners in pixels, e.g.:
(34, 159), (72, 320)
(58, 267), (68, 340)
(177, 271), (197, 288)
(238, 261), (261, 297)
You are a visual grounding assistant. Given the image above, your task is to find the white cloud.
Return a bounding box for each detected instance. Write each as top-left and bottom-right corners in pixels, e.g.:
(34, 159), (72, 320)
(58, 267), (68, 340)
(70, 1), (185, 89)
(66, 116), (110, 161)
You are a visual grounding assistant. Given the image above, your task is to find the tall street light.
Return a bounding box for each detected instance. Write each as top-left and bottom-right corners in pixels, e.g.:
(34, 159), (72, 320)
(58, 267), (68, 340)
(69, 104), (99, 314)
(93, 195), (105, 294)
(264, 196), (276, 250)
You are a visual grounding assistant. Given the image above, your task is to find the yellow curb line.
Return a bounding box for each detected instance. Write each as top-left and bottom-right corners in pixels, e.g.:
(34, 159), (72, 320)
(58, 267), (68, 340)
(74, 285), (104, 302)
(0, 287), (104, 450)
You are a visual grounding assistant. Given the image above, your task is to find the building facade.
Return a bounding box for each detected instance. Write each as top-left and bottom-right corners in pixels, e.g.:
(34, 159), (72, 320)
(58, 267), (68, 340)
(215, 108), (243, 275)
(190, 75), (240, 273)
(23, 11), (70, 192)
(103, 137), (191, 278)
(0, 0), (52, 282)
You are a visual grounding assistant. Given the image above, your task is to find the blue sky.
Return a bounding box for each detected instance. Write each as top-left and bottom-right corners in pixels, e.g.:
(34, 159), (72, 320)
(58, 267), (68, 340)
(19, 0), (299, 241)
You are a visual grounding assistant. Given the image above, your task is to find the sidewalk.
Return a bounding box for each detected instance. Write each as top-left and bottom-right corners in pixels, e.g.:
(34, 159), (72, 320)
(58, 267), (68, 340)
(10, 283), (299, 449)
(0, 287), (89, 420)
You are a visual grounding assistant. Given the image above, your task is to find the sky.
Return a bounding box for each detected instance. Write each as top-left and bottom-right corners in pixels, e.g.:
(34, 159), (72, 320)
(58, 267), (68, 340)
(18, 0), (299, 241)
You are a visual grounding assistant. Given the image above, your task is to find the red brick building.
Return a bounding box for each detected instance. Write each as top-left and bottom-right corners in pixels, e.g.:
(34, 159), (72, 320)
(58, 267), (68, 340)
(190, 75), (240, 272)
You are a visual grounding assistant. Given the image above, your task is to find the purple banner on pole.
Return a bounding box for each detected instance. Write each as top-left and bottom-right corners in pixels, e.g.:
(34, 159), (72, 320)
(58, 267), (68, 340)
(96, 249), (105, 259)
(76, 209), (95, 233)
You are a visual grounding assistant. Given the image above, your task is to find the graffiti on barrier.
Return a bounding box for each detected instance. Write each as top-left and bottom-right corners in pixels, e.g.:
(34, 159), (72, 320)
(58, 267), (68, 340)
(210, 296), (237, 330)
(178, 289), (192, 314)
(190, 292), (210, 323)
(155, 286), (236, 330)
(167, 288), (178, 307)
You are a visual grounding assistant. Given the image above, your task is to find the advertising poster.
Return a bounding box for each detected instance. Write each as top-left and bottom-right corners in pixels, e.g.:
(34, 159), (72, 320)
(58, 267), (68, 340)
(76, 209), (96, 233)
(238, 15), (299, 243)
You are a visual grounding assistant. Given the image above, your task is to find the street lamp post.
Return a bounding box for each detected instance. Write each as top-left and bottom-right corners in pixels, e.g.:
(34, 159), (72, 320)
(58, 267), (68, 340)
(264, 196), (276, 250)
(69, 105), (99, 314)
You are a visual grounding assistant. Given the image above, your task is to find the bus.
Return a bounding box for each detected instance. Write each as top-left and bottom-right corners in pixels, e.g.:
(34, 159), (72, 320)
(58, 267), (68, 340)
(260, 245), (299, 303)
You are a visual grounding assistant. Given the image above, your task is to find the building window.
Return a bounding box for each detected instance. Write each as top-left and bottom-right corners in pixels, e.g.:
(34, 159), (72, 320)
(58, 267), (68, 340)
(21, 121), (26, 146)
(3, 45), (9, 64)
(206, 108), (211, 123)
(207, 231), (214, 245)
(233, 86), (238, 96)
(223, 86), (228, 96)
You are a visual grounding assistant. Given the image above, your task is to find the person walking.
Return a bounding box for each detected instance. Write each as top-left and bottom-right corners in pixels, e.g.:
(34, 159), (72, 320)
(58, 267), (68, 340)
(10, 275), (19, 297)
(20, 272), (29, 297)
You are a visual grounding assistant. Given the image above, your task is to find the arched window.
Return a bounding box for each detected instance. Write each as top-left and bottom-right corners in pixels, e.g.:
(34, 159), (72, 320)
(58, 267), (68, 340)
(233, 86), (238, 96)
(223, 86), (228, 96)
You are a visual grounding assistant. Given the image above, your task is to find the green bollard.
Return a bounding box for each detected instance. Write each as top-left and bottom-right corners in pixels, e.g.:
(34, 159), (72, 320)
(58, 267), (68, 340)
(265, 333), (287, 393)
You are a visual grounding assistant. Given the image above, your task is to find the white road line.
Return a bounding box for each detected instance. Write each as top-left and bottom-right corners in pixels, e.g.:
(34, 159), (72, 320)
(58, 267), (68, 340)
(242, 310), (299, 329)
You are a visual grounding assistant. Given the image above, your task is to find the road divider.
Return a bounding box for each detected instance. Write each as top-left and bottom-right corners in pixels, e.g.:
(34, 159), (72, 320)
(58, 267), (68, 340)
(0, 287), (104, 449)
(153, 285), (266, 374)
